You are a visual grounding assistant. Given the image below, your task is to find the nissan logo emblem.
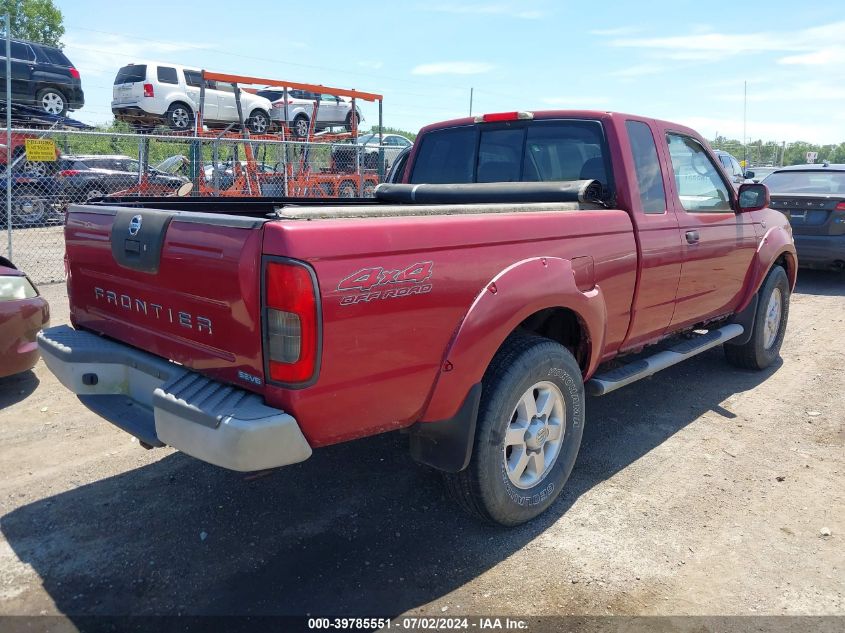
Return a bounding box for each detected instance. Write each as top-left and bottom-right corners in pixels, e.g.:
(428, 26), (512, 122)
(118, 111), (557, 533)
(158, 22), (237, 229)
(128, 215), (142, 237)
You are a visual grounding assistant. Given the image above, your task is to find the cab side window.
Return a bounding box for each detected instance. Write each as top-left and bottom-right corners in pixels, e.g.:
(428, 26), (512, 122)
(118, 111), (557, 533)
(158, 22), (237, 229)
(666, 134), (732, 213)
(626, 120), (666, 213)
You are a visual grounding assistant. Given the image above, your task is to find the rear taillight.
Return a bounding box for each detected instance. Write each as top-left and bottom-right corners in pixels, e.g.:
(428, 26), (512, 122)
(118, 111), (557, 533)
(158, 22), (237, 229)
(143, 83), (154, 98)
(69, 67), (80, 80)
(474, 111), (534, 123)
(58, 169), (80, 177)
(265, 260), (319, 384)
(835, 202), (845, 211)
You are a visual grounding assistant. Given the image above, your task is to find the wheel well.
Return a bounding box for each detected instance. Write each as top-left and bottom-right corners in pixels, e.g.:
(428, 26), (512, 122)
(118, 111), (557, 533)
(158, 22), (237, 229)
(516, 307), (589, 371)
(774, 253), (796, 289)
(168, 101), (193, 112)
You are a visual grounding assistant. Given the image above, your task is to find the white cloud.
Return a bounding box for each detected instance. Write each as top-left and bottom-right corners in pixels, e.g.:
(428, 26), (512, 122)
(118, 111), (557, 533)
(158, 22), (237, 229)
(604, 20), (845, 67)
(63, 33), (207, 77)
(411, 62), (495, 75)
(779, 46), (845, 66)
(609, 63), (666, 78)
(681, 116), (831, 145)
(427, 3), (544, 19)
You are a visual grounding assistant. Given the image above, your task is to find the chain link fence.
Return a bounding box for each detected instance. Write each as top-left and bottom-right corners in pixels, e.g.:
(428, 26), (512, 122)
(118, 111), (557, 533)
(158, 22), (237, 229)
(2, 127), (397, 284)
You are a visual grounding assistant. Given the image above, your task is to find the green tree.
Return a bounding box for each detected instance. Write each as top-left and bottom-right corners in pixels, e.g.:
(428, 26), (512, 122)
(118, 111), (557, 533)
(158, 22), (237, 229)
(0, 0), (64, 47)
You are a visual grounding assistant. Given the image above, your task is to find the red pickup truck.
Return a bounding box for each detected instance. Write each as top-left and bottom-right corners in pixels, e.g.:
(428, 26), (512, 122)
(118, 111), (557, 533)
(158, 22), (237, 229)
(38, 110), (796, 526)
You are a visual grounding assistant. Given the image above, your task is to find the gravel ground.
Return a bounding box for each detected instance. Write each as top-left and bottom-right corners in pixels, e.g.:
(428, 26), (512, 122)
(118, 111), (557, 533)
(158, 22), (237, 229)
(0, 272), (842, 623)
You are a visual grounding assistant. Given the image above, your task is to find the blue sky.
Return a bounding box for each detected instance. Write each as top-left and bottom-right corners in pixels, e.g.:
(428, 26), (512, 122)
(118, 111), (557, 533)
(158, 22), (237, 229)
(59, 0), (845, 144)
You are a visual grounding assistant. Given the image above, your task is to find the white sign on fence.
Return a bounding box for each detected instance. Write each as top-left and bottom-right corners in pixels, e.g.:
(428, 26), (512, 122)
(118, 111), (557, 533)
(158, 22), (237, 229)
(806, 151), (818, 164)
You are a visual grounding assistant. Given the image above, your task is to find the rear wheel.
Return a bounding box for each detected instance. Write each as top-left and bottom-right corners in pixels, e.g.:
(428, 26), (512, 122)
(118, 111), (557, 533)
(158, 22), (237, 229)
(443, 334), (585, 526)
(338, 181), (356, 198)
(344, 112), (360, 131)
(724, 266), (790, 370)
(36, 88), (67, 116)
(166, 102), (193, 131)
(11, 191), (47, 226)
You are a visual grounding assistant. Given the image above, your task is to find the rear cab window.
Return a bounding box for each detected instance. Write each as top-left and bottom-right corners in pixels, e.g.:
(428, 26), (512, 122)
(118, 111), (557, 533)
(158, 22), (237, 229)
(409, 118), (614, 199)
(115, 65), (147, 85)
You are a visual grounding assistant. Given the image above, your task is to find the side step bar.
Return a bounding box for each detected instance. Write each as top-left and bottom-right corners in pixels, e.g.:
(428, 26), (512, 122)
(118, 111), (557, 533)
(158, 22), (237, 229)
(586, 324), (744, 396)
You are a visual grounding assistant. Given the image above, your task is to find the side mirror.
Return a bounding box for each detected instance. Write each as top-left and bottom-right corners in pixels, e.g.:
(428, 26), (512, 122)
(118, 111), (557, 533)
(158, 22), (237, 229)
(737, 182), (769, 213)
(744, 170), (755, 179)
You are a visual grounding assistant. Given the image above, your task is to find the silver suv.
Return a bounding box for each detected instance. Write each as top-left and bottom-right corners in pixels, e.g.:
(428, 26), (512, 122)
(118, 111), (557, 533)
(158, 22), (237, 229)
(256, 88), (363, 138)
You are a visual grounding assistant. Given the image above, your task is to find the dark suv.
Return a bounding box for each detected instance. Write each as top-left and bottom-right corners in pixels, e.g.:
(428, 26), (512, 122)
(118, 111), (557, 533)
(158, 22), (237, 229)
(0, 38), (84, 116)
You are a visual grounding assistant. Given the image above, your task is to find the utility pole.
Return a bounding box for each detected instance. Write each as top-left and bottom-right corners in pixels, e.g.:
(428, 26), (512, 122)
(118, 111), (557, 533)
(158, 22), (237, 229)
(469, 87), (474, 117)
(5, 13), (11, 258)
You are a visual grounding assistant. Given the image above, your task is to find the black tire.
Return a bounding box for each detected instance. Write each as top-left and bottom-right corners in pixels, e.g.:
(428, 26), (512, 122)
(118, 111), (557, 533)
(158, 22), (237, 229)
(11, 190), (47, 226)
(724, 266), (790, 370)
(36, 88), (67, 116)
(165, 102), (194, 131)
(338, 181), (357, 198)
(248, 110), (271, 134)
(362, 182), (376, 198)
(85, 187), (106, 202)
(344, 112), (360, 131)
(293, 115), (310, 138)
(443, 333), (585, 526)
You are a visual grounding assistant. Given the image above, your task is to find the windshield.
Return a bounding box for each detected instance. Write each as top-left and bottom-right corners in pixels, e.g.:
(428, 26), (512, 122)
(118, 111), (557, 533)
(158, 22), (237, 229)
(356, 134), (378, 145)
(762, 170), (845, 194)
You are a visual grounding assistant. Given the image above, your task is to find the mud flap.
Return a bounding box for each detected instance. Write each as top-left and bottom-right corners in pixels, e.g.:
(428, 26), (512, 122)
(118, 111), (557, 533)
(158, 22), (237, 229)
(408, 383), (481, 473)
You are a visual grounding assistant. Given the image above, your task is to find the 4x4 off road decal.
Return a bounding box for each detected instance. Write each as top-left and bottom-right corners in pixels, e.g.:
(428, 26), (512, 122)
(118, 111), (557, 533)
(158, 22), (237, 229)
(337, 261), (434, 305)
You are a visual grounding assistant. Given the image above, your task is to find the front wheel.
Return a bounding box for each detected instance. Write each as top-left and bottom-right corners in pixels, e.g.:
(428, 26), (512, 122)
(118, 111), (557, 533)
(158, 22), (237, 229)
(724, 265), (790, 370)
(443, 334), (585, 526)
(248, 110), (271, 134)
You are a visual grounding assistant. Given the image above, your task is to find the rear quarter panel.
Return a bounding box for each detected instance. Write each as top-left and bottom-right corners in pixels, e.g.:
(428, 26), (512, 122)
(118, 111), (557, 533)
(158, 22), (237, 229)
(262, 209), (637, 446)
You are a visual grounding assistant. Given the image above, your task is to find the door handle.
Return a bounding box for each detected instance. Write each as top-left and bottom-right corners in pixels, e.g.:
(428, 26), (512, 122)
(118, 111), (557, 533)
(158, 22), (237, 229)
(685, 230), (700, 244)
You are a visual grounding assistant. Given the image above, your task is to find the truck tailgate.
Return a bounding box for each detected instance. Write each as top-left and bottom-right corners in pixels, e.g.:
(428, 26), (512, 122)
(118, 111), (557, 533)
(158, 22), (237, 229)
(65, 204), (267, 392)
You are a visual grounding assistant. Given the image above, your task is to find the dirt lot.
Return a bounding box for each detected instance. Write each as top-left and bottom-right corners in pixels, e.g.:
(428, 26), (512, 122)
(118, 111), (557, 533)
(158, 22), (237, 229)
(0, 272), (842, 623)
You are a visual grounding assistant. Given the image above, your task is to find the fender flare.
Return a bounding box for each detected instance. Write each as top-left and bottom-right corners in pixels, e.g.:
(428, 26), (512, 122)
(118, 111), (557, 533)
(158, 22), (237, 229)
(419, 256), (607, 423)
(736, 225), (797, 314)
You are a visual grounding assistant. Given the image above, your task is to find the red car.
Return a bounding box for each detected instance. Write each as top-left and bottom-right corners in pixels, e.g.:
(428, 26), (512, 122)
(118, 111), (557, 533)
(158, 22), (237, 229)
(0, 259), (50, 378)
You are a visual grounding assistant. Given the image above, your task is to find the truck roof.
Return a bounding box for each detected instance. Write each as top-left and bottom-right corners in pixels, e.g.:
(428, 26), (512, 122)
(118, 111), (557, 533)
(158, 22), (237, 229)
(418, 109), (703, 140)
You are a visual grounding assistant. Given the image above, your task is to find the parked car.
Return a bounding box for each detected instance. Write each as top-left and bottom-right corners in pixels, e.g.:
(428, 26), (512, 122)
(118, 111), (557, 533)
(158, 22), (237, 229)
(0, 258), (49, 379)
(112, 63), (272, 133)
(40, 110), (795, 527)
(256, 88), (363, 138)
(0, 172), (64, 227)
(357, 133), (413, 171)
(55, 154), (188, 202)
(714, 149), (746, 185)
(745, 165), (778, 183)
(762, 163), (845, 270)
(0, 37), (84, 116)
